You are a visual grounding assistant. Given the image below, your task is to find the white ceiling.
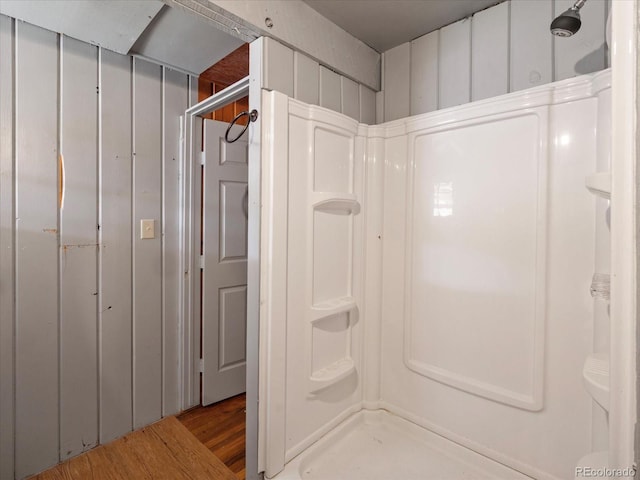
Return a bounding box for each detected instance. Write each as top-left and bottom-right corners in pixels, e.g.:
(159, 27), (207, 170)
(302, 0), (504, 52)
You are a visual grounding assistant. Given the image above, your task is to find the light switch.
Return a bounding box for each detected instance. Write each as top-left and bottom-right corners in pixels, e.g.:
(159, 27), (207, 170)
(140, 219), (155, 239)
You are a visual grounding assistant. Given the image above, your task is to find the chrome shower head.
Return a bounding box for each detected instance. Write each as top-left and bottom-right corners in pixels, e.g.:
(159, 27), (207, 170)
(550, 0), (587, 37)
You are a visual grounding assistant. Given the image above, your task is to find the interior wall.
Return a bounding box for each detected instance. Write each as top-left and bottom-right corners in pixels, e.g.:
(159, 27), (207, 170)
(0, 15), (197, 480)
(382, 0), (608, 121)
(263, 37), (376, 125)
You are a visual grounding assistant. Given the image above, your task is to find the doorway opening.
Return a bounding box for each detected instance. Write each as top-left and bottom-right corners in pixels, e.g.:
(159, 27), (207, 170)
(179, 42), (255, 480)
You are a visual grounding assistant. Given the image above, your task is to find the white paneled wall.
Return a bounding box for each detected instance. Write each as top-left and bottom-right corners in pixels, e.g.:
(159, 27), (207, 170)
(264, 38), (376, 124)
(384, 0), (608, 121)
(0, 15), (196, 479)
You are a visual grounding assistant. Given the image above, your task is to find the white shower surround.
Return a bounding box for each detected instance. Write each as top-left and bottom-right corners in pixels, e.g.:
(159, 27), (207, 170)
(260, 69), (614, 480)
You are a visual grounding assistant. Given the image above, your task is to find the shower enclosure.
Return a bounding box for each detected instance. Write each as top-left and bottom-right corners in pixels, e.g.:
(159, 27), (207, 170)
(258, 64), (623, 479)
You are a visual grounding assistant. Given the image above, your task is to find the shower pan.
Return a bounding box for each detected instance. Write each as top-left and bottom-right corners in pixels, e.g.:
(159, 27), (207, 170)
(259, 65), (615, 480)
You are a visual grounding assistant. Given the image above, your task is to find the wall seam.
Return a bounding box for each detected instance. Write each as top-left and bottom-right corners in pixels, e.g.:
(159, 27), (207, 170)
(507, 1), (512, 93)
(11, 16), (17, 480)
(161, 66), (166, 417)
(130, 56), (136, 431)
(551, 0), (557, 82)
(436, 30), (441, 110)
(96, 46), (103, 444)
(56, 32), (63, 464)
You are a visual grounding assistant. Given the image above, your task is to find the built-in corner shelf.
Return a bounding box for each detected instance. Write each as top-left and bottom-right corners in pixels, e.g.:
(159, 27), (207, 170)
(575, 451), (608, 480)
(310, 296), (357, 323)
(585, 172), (611, 199)
(583, 353), (609, 411)
(309, 357), (356, 393)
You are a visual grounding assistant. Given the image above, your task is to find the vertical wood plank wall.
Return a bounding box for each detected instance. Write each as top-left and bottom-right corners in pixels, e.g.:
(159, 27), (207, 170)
(383, 0), (608, 121)
(263, 38), (377, 125)
(0, 15), (197, 479)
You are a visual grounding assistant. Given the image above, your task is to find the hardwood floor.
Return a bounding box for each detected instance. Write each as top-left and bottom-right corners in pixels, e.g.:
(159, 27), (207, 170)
(177, 393), (246, 480)
(29, 417), (237, 480)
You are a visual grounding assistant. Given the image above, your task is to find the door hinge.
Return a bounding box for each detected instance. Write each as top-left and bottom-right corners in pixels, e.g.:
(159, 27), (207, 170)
(199, 151), (205, 166)
(198, 358), (204, 373)
(199, 255), (205, 269)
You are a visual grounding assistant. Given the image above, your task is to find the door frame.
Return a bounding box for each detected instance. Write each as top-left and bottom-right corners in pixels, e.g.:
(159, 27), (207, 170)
(178, 38), (263, 480)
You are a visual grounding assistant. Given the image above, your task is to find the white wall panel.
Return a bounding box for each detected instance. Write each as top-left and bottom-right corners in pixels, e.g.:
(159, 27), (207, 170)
(14, 21), (60, 479)
(341, 76), (359, 121)
(438, 19), (471, 109)
(59, 35), (99, 461)
(472, 2), (509, 101)
(510, 0), (553, 92)
(380, 80), (601, 480)
(383, 42), (410, 121)
(133, 58), (163, 429)
(264, 37), (294, 97)
(294, 51), (319, 105)
(100, 49), (134, 445)
(410, 30), (439, 115)
(0, 14), (15, 480)
(319, 66), (341, 112)
(359, 85), (376, 125)
(554, 0), (606, 81)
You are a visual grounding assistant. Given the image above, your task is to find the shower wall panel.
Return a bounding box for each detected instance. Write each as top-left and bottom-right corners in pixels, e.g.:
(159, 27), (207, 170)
(380, 77), (605, 480)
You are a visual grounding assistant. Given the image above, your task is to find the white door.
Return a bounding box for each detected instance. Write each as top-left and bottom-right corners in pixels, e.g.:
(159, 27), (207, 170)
(201, 119), (248, 406)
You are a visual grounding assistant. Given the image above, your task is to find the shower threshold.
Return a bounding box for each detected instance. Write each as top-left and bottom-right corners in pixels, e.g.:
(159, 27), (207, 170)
(272, 409), (532, 479)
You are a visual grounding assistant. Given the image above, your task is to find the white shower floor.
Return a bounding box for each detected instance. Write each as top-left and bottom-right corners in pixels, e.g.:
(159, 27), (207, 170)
(273, 410), (532, 480)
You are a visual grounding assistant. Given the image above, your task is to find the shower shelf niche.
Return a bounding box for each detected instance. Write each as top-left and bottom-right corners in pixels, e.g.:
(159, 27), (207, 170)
(312, 192), (361, 214)
(310, 296), (357, 322)
(309, 357), (355, 393)
(585, 172), (611, 199)
(582, 353), (610, 411)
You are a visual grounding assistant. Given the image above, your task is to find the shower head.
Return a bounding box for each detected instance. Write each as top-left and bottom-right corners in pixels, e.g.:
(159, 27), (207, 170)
(550, 0), (587, 37)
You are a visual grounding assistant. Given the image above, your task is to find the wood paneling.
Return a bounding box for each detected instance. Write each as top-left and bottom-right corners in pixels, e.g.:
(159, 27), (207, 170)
(294, 51), (319, 105)
(263, 38), (376, 124)
(385, 0), (608, 121)
(383, 42), (411, 121)
(1, 14), (194, 477)
(410, 30), (439, 115)
(472, 1), (509, 101)
(554, 0), (606, 80)
(28, 417), (237, 480)
(14, 21), (60, 479)
(59, 35), (99, 461)
(0, 14), (15, 480)
(100, 48), (133, 445)
(439, 18), (471, 109)
(133, 58), (163, 429)
(510, 0), (553, 92)
(200, 43), (249, 87)
(341, 76), (359, 121)
(178, 394), (246, 480)
(319, 66), (341, 112)
(264, 37), (294, 97)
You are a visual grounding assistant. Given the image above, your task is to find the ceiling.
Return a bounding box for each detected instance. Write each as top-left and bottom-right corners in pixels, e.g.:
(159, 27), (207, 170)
(302, 0), (504, 52)
(0, 0), (244, 75)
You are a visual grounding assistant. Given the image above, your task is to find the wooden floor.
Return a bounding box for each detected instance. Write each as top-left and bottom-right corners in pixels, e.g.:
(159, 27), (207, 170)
(28, 394), (247, 480)
(29, 416), (237, 480)
(177, 394), (246, 480)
